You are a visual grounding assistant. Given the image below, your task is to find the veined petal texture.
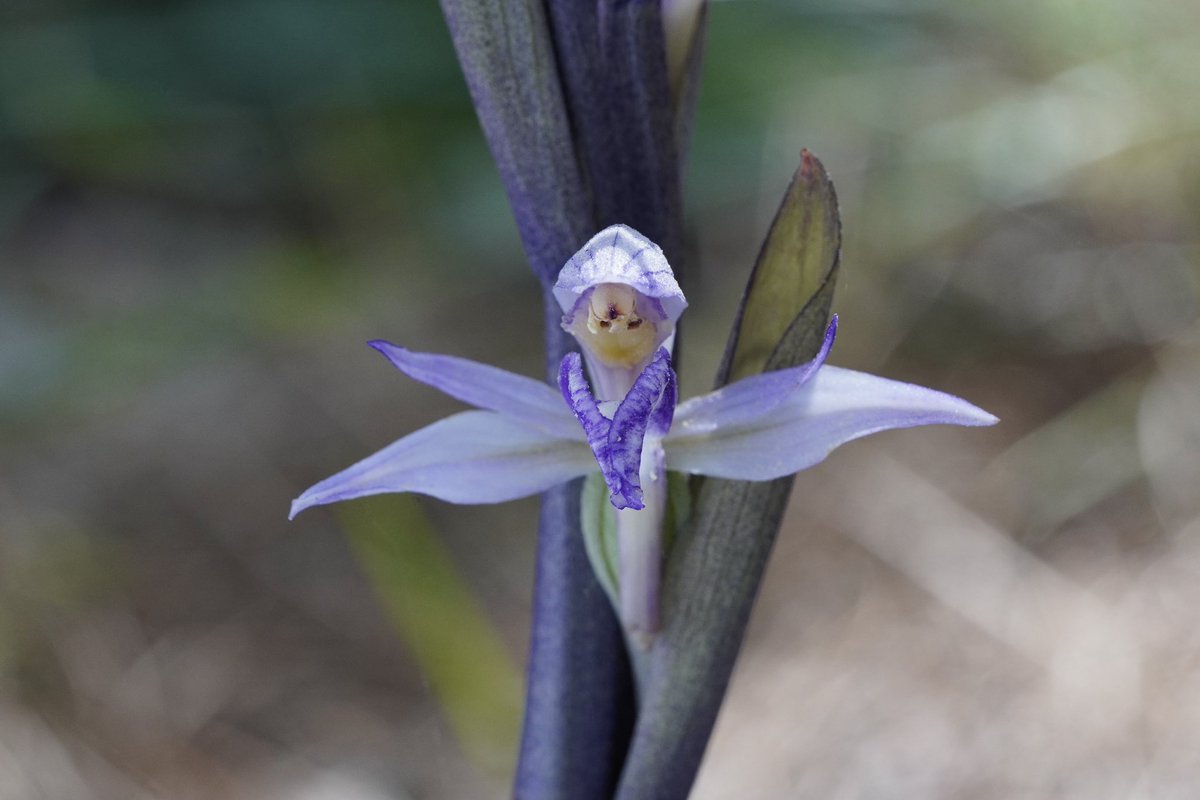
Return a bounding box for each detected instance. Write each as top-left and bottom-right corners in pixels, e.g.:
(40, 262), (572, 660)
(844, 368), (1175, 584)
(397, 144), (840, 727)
(666, 365), (998, 480)
(290, 411), (595, 517)
(559, 352), (613, 456)
(368, 341), (582, 439)
(553, 225), (686, 323)
(559, 348), (678, 511)
(606, 349), (677, 509)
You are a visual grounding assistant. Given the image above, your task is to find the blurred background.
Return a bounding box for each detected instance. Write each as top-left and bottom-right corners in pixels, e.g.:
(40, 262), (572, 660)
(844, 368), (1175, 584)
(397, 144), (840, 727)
(2, 0), (1198, 797)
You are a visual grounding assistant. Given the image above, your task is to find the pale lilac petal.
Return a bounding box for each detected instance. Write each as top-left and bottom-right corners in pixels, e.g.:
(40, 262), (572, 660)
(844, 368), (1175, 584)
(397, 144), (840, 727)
(368, 341), (581, 439)
(666, 365), (998, 480)
(673, 317), (838, 434)
(553, 224), (687, 323)
(289, 411), (595, 517)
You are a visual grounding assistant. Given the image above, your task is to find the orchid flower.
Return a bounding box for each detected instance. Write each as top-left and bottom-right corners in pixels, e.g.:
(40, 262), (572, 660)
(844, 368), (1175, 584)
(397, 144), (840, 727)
(291, 225), (997, 644)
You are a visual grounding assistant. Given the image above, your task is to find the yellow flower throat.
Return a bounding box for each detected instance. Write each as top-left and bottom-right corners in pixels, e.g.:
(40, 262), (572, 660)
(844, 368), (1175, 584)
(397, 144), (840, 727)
(579, 283), (659, 368)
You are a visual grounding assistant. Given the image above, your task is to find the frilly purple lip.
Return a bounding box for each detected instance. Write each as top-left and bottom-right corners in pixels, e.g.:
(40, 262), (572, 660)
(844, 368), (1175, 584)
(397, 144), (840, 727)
(559, 348), (677, 510)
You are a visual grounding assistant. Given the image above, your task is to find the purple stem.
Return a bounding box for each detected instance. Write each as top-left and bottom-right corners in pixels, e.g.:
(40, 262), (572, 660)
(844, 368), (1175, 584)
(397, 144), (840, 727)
(512, 288), (636, 800)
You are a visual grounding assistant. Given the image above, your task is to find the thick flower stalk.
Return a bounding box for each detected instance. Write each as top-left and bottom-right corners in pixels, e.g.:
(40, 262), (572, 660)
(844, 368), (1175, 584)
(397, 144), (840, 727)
(433, 5), (697, 791)
(292, 225), (997, 652)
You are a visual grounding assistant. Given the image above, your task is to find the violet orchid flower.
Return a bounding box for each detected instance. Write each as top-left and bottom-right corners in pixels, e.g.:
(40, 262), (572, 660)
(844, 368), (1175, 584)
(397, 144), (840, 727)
(291, 224), (997, 643)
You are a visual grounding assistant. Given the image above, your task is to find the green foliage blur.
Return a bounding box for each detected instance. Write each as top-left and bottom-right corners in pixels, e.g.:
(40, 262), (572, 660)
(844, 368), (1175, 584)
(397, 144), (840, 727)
(1, 1), (1198, 797)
